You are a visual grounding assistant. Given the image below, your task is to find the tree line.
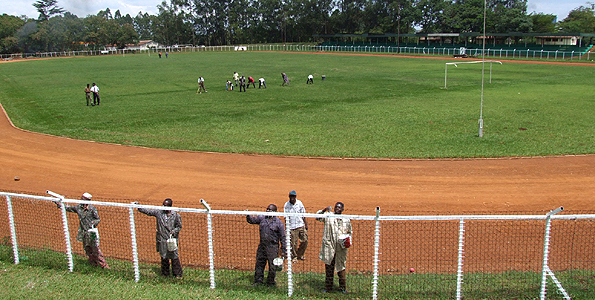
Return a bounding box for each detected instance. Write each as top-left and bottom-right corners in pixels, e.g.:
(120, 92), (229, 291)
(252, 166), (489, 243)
(1, 0), (594, 54)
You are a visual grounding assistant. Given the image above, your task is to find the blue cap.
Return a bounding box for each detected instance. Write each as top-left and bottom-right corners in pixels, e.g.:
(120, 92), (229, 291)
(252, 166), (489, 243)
(289, 190), (297, 196)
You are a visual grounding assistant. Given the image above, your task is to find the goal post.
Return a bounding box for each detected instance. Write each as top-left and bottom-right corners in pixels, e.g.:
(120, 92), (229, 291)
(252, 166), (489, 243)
(444, 60), (502, 89)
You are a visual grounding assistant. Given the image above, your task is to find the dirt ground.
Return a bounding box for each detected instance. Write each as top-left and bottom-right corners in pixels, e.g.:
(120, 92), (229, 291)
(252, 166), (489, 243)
(1, 102), (593, 215)
(0, 53), (593, 214)
(1, 56), (594, 279)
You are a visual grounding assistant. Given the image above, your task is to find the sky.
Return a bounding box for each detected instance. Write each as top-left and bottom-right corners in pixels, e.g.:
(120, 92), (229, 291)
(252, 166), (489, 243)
(0, 0), (591, 22)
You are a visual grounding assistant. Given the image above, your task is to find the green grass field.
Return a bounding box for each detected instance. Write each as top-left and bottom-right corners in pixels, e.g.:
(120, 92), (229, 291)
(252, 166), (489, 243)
(1, 245), (593, 299)
(1, 51), (594, 158)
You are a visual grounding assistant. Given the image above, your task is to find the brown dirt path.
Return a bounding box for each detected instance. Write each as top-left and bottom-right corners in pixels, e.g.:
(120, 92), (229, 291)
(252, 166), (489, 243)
(1, 104), (593, 215)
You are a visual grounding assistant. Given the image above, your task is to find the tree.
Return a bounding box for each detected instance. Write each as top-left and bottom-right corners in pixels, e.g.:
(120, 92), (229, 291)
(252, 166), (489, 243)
(558, 5), (595, 33)
(415, 0), (448, 33)
(0, 14), (27, 53)
(488, 0), (531, 33)
(33, 0), (65, 21)
(530, 13), (557, 32)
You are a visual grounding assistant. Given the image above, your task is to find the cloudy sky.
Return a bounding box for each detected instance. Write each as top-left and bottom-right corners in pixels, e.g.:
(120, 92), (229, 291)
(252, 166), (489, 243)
(1, 0), (590, 21)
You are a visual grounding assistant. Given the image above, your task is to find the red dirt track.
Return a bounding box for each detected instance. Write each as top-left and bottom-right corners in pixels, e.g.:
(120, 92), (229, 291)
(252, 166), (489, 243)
(1, 102), (593, 214)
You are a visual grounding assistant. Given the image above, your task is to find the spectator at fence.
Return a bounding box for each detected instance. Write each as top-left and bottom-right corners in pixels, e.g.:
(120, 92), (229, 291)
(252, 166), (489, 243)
(317, 202), (352, 293)
(258, 77), (266, 89)
(306, 74), (314, 84)
(281, 73), (289, 86)
(90, 83), (100, 105)
(85, 84), (92, 106)
(137, 198), (183, 278)
(55, 192), (109, 269)
(284, 190), (308, 263)
(246, 204), (287, 287)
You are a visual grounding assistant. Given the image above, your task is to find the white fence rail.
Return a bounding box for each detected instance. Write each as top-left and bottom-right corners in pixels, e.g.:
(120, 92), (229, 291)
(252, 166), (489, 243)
(1, 44), (592, 61)
(1, 191), (594, 299)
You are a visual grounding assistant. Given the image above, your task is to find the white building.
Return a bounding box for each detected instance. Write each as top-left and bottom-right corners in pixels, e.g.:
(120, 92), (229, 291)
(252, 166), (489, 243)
(126, 40), (161, 50)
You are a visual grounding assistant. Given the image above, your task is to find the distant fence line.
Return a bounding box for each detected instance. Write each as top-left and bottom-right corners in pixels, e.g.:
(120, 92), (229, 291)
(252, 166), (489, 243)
(2, 191), (594, 299)
(1, 44), (592, 61)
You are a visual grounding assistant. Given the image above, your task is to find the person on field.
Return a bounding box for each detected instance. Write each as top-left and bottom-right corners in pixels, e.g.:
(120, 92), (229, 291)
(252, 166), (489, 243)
(226, 80), (234, 91)
(247, 204), (287, 287)
(284, 190), (308, 263)
(137, 198), (183, 277)
(239, 76), (247, 92)
(317, 202), (352, 293)
(306, 74), (314, 84)
(281, 73), (289, 86)
(197, 77), (207, 94)
(247, 76), (256, 89)
(259, 78), (266, 89)
(85, 84), (92, 106)
(90, 83), (100, 105)
(55, 193), (109, 269)
(233, 72), (239, 86)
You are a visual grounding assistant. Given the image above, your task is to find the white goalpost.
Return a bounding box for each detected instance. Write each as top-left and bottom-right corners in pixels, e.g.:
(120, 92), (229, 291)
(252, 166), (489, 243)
(443, 60), (502, 89)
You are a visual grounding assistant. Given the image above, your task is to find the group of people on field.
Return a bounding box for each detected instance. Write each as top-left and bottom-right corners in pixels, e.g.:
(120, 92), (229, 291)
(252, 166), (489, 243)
(56, 190), (351, 293)
(231, 71), (267, 92)
(197, 71), (323, 94)
(84, 83), (101, 106)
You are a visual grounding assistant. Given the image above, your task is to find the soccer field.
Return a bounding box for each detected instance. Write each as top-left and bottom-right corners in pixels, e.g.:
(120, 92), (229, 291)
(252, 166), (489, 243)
(1, 51), (594, 158)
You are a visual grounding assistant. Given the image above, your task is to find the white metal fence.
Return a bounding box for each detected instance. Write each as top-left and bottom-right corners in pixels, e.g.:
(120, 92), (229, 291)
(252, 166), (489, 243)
(2, 43), (592, 61)
(1, 191), (594, 299)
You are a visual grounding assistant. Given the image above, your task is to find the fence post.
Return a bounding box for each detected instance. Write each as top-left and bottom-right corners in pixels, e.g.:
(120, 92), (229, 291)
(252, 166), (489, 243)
(285, 212), (293, 297)
(456, 218), (465, 300)
(47, 190), (74, 272)
(5, 195), (19, 265)
(372, 207), (381, 300)
(539, 207), (568, 300)
(201, 199), (216, 289)
(129, 203), (140, 282)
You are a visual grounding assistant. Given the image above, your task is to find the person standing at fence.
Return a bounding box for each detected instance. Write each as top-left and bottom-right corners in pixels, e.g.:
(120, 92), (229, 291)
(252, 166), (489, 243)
(246, 204), (287, 287)
(317, 202), (352, 293)
(137, 198), (183, 278)
(55, 192), (109, 269)
(284, 190), (308, 263)
(85, 84), (92, 106)
(90, 83), (100, 105)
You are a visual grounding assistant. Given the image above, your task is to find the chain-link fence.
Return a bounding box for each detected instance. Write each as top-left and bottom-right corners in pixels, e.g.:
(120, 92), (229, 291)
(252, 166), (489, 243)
(1, 191), (594, 299)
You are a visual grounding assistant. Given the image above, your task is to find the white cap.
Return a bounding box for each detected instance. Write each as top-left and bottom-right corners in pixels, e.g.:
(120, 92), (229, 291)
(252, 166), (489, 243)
(82, 192), (92, 200)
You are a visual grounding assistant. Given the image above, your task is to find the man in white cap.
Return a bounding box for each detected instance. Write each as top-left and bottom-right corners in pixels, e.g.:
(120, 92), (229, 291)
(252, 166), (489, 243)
(55, 192), (109, 269)
(284, 190), (308, 263)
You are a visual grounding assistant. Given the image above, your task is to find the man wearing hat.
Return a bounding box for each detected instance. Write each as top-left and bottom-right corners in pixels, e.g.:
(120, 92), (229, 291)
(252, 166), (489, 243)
(247, 204), (287, 287)
(137, 198), (183, 277)
(283, 190), (308, 263)
(55, 193), (109, 269)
